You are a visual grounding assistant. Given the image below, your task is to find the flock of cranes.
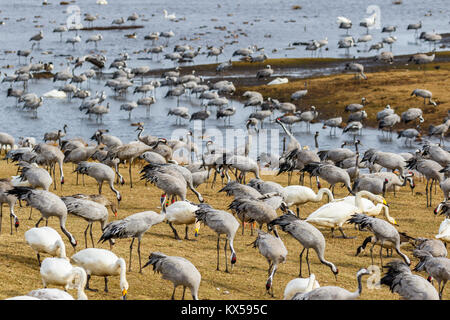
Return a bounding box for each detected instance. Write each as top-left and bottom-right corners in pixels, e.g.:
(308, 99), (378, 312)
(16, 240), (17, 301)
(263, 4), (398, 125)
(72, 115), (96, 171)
(0, 1), (449, 302)
(0, 115), (449, 300)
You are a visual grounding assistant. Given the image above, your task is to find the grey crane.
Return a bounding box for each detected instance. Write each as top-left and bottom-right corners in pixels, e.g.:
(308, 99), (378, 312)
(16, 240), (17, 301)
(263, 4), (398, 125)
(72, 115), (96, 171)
(411, 89), (437, 106)
(362, 148), (407, 177)
(217, 106), (236, 126)
(64, 144), (103, 185)
(247, 178), (287, 200)
(30, 30), (44, 49)
(292, 268), (370, 300)
(168, 107), (190, 125)
(218, 180), (263, 200)
(352, 176), (389, 196)
(407, 21), (422, 37)
(32, 143), (64, 190)
(74, 162), (122, 204)
(98, 210), (166, 272)
(256, 65), (273, 79)
(297, 106), (318, 132)
(221, 154), (261, 184)
(422, 144), (450, 167)
(401, 108), (424, 124)
(290, 82), (308, 104)
(194, 204), (239, 273)
(301, 162), (354, 195)
(348, 110), (368, 123)
(0, 179), (19, 234)
(44, 124), (68, 146)
(120, 101), (138, 120)
(348, 213), (410, 266)
(107, 142), (154, 188)
(398, 128), (421, 146)
(269, 211), (339, 278)
(413, 249), (450, 299)
(377, 105), (394, 121)
(413, 237), (447, 258)
(62, 197), (109, 248)
(378, 113), (401, 140)
(17, 162), (53, 191)
(141, 163), (204, 203)
(322, 117), (342, 136)
(318, 141), (358, 164)
(409, 51), (435, 65)
(343, 121), (363, 139)
(143, 252), (201, 300)
(228, 197), (278, 236)
(140, 165), (187, 202)
(380, 260), (439, 300)
(406, 157), (443, 207)
(355, 232), (414, 258)
(428, 119), (450, 146)
(344, 63), (367, 80)
(251, 230), (287, 297)
(7, 187), (77, 248)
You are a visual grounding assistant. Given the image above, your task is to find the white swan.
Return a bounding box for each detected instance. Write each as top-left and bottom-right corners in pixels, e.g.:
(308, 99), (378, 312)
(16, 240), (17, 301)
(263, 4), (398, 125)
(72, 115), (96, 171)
(283, 186), (334, 217)
(43, 89), (66, 99)
(40, 257), (88, 300)
(164, 201), (200, 239)
(284, 274), (320, 300)
(6, 288), (76, 300)
(96, 0), (108, 4)
(71, 248), (128, 299)
(267, 77), (288, 86)
(25, 227), (67, 265)
(334, 196), (396, 223)
(336, 16), (351, 25)
(305, 191), (387, 238)
(163, 10), (176, 21)
(435, 218), (450, 243)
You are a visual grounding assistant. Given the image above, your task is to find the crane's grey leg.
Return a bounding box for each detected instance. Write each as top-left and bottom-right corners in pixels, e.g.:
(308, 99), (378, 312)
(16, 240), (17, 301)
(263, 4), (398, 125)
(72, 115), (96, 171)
(171, 285), (176, 300)
(216, 235), (220, 271)
(28, 208), (33, 220)
(35, 217), (43, 228)
(137, 238), (142, 273)
(128, 238), (135, 272)
(370, 242), (376, 266)
(426, 179), (429, 207)
(379, 240), (384, 267)
(37, 253), (41, 266)
(299, 247), (306, 277)
(224, 238), (229, 273)
(99, 182), (103, 195)
(84, 224), (89, 248)
(90, 223), (95, 248)
(182, 287), (186, 300)
(306, 249), (311, 276)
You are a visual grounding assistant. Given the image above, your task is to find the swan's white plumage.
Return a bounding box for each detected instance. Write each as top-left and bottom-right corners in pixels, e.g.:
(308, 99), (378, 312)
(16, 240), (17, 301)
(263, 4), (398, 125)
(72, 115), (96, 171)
(284, 274), (320, 300)
(436, 218), (450, 243)
(25, 227), (67, 259)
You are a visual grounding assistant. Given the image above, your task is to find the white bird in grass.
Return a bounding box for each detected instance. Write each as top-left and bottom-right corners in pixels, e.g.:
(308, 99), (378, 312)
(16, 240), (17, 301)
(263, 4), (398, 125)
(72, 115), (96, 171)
(71, 248), (128, 299)
(283, 274), (320, 300)
(39, 257), (88, 300)
(25, 227), (67, 266)
(305, 190), (389, 239)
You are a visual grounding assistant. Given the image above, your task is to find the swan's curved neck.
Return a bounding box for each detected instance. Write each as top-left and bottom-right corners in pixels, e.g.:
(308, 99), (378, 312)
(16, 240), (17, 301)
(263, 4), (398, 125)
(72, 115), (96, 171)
(73, 267), (88, 300)
(315, 188), (334, 202)
(306, 274), (316, 292)
(57, 239), (66, 258)
(117, 258), (128, 293)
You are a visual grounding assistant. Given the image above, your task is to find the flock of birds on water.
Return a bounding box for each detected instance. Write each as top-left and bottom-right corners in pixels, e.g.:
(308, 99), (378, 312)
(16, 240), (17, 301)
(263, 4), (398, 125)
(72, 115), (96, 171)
(0, 1), (449, 301)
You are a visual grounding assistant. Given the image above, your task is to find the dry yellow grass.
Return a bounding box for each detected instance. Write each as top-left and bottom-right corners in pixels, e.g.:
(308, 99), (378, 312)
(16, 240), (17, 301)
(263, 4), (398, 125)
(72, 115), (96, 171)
(0, 160), (448, 300)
